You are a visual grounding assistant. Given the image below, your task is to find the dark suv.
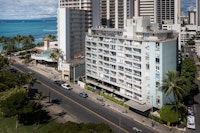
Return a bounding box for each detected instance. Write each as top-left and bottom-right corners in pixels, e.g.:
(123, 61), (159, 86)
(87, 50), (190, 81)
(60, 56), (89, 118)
(79, 92), (88, 98)
(53, 80), (66, 86)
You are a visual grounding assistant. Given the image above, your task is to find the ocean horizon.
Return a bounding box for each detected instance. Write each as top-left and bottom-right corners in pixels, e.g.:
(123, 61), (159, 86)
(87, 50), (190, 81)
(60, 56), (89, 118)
(0, 18), (57, 43)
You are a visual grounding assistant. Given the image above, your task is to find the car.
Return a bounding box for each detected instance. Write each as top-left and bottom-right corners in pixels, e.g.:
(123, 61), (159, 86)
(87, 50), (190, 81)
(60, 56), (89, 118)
(132, 127), (142, 132)
(187, 115), (195, 130)
(7, 68), (18, 73)
(53, 80), (66, 86)
(61, 83), (73, 90)
(187, 106), (194, 115)
(79, 92), (88, 98)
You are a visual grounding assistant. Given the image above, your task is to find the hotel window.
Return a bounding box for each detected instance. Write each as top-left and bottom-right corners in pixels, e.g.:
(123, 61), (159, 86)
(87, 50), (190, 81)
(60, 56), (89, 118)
(155, 58), (160, 64)
(146, 64), (149, 70)
(156, 81), (160, 88)
(156, 42), (160, 49)
(118, 66), (124, 71)
(156, 66), (159, 71)
(156, 97), (160, 106)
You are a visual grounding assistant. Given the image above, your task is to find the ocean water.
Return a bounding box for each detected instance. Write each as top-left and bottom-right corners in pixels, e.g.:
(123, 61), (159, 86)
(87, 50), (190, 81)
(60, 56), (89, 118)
(0, 19), (57, 43)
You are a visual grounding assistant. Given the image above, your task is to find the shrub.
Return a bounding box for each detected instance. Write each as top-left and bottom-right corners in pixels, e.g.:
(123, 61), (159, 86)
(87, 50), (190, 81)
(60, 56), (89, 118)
(148, 114), (164, 124)
(85, 85), (95, 92)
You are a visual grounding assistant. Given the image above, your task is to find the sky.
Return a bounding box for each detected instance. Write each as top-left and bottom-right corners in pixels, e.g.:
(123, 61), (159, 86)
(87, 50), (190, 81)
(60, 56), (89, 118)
(0, 0), (197, 20)
(0, 0), (58, 20)
(181, 0), (196, 15)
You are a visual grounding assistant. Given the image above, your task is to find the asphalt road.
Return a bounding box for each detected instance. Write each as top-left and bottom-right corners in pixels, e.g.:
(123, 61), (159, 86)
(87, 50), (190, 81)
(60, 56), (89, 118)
(11, 63), (156, 133)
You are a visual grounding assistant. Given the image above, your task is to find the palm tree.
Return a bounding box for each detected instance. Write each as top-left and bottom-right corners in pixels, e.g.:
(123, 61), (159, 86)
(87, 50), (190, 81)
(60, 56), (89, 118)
(3, 43), (16, 55)
(161, 70), (186, 111)
(27, 35), (34, 44)
(50, 48), (63, 69)
(13, 34), (22, 48)
(46, 34), (57, 41)
(0, 36), (6, 43)
(21, 36), (29, 47)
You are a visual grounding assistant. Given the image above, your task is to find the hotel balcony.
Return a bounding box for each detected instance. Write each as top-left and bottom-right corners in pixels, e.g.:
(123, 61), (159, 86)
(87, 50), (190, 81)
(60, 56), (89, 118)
(124, 77), (132, 82)
(124, 48), (132, 52)
(133, 72), (141, 77)
(133, 80), (141, 86)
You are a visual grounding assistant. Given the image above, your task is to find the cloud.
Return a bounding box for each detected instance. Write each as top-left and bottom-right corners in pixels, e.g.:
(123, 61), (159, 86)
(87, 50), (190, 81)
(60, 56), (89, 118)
(181, 0), (196, 14)
(0, 0), (58, 19)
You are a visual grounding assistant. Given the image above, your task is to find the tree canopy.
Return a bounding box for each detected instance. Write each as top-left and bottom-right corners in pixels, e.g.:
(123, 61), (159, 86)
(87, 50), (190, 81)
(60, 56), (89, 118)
(0, 55), (9, 70)
(159, 104), (180, 124)
(46, 122), (114, 133)
(0, 70), (34, 92)
(180, 57), (196, 83)
(0, 88), (35, 117)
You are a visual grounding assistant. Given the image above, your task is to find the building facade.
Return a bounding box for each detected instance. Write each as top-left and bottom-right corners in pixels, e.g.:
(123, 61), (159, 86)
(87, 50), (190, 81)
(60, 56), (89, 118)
(58, 8), (87, 61)
(197, 0), (200, 29)
(188, 6), (197, 25)
(100, 0), (127, 29)
(85, 17), (177, 111)
(59, 0), (100, 28)
(132, 0), (180, 26)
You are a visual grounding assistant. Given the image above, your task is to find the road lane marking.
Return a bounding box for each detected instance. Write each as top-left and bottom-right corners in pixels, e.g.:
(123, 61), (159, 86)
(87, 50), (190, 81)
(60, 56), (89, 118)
(40, 81), (129, 133)
(12, 65), (130, 133)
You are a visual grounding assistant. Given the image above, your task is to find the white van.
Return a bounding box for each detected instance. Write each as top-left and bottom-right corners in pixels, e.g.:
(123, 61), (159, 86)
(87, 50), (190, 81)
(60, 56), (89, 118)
(187, 115), (195, 130)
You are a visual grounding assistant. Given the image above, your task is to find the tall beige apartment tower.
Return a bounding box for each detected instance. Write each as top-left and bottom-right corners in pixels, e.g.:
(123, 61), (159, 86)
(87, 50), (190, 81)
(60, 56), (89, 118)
(133, 0), (180, 25)
(134, 0), (155, 22)
(100, 0), (127, 29)
(197, 0), (200, 28)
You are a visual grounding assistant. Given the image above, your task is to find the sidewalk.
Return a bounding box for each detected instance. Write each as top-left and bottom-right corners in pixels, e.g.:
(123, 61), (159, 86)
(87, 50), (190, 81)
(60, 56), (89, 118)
(71, 83), (185, 133)
(19, 59), (186, 133)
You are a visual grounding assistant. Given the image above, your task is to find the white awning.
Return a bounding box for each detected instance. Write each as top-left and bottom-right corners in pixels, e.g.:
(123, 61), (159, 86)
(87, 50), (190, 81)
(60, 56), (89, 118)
(125, 100), (152, 112)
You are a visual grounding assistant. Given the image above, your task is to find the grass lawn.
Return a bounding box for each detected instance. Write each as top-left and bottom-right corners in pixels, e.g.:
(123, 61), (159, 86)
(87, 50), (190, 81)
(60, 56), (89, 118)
(0, 116), (57, 133)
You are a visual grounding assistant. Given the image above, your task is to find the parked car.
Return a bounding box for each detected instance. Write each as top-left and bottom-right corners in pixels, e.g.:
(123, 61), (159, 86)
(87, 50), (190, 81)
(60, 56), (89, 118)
(79, 92), (88, 98)
(53, 80), (66, 86)
(132, 127), (142, 132)
(187, 115), (195, 130)
(61, 83), (73, 90)
(187, 106), (194, 115)
(7, 68), (18, 73)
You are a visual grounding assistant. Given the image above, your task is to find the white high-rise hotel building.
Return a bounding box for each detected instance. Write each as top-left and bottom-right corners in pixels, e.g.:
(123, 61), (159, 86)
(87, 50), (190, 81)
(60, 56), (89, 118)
(85, 17), (178, 110)
(58, 0), (100, 61)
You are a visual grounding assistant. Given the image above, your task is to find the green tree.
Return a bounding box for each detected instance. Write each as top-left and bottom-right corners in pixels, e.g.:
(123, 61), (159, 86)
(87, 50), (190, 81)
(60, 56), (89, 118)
(13, 34), (22, 48)
(50, 48), (63, 69)
(0, 88), (29, 116)
(159, 104), (180, 125)
(3, 43), (16, 55)
(0, 70), (35, 92)
(46, 34), (57, 41)
(0, 36), (7, 43)
(0, 55), (9, 70)
(46, 122), (114, 133)
(161, 71), (186, 111)
(27, 34), (34, 44)
(0, 88), (36, 128)
(180, 57), (196, 83)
